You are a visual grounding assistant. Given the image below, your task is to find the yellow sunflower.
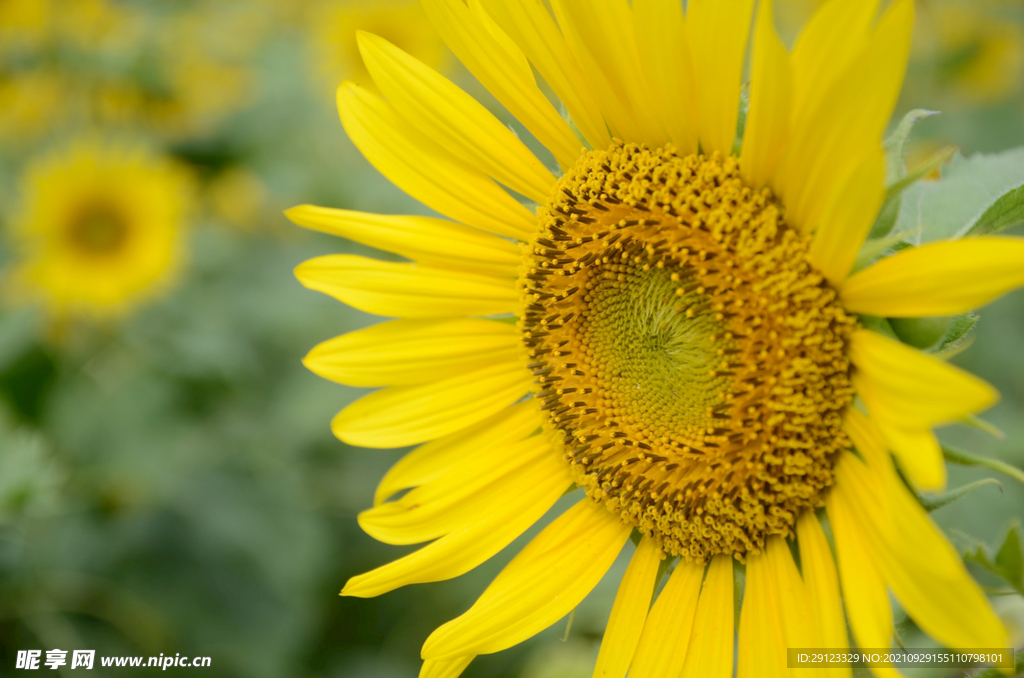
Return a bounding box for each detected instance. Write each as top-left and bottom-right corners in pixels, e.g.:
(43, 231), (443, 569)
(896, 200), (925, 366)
(290, 0), (1024, 675)
(6, 140), (190, 320)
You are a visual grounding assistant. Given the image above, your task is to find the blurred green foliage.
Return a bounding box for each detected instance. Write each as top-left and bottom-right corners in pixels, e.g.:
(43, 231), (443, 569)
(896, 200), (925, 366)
(0, 0), (1022, 677)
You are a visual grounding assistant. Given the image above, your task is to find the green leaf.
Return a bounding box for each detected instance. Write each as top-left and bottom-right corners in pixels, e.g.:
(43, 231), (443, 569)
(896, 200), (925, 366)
(889, 313), (977, 355)
(960, 523), (1024, 597)
(943, 445), (1024, 487)
(884, 109), (939, 184)
(994, 524), (1024, 591)
(895, 147), (1024, 243)
(868, 109), (938, 239)
(960, 414), (1006, 440)
(918, 477), (1001, 512)
(968, 183), (1024, 236)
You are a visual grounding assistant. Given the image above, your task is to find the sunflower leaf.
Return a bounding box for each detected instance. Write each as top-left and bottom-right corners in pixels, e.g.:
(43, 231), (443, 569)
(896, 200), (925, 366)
(895, 147), (1024, 243)
(942, 445), (1024, 487)
(868, 109), (939, 239)
(884, 109), (939, 184)
(889, 313), (977, 355)
(967, 183), (1024, 236)
(918, 477), (1001, 512)
(958, 523), (1024, 597)
(994, 524), (1024, 591)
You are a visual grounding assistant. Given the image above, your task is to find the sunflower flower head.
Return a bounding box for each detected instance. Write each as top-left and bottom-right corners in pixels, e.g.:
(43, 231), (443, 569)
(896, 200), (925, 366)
(526, 144), (857, 561)
(6, 139), (190, 322)
(292, 0), (1024, 675)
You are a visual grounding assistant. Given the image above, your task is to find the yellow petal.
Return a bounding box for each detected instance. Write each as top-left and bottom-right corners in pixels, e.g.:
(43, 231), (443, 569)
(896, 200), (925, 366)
(796, 513), (851, 677)
(359, 436), (552, 545)
(358, 32), (555, 204)
(737, 549), (786, 678)
(841, 237), (1024, 316)
(421, 0), (584, 170)
(295, 255), (519, 319)
(632, 0), (699, 154)
(420, 657), (473, 678)
(778, 0), (912, 235)
(337, 82), (536, 239)
(285, 205), (520, 277)
(849, 329), (999, 427)
(808, 147), (886, 285)
(628, 560), (705, 678)
(332, 362), (531, 448)
(593, 537), (662, 678)
(421, 500), (631, 659)
(304, 318), (521, 388)
(837, 427), (1008, 651)
(680, 554), (734, 678)
(686, 0), (756, 155)
(863, 410), (946, 491)
(826, 479), (896, 651)
(374, 401), (541, 505)
(740, 0), (790, 190)
(342, 446), (571, 597)
(479, 0), (612, 151)
(765, 535), (813, 649)
(790, 0), (879, 121)
(549, 0), (666, 146)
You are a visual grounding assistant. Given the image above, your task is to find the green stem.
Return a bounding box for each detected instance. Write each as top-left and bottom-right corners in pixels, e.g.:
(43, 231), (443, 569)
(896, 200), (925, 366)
(942, 445), (1024, 487)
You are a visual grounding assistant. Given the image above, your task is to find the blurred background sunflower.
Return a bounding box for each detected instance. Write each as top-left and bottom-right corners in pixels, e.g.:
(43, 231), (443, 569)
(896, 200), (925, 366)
(0, 1), (1022, 677)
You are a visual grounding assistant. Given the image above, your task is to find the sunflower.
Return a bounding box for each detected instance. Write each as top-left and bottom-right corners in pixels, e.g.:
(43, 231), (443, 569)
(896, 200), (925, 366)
(290, 0), (1024, 675)
(6, 140), (189, 320)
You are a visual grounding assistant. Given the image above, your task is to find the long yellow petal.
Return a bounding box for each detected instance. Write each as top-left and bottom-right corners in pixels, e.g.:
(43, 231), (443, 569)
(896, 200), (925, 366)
(337, 82), (536, 239)
(421, 500), (631, 659)
(421, 0), (584, 170)
(593, 537), (662, 678)
(420, 657), (473, 678)
(826, 481), (895, 651)
(778, 0), (912, 235)
(305, 319), (521, 388)
(839, 420), (1008, 650)
(861, 408), (946, 491)
(737, 549), (786, 678)
(632, 0), (699, 154)
(740, 0), (790, 190)
(808, 147), (886, 285)
(849, 329), (999, 427)
(358, 32), (555, 204)
(628, 560), (705, 678)
(790, 0), (879, 121)
(295, 255), (519, 319)
(549, 0), (665, 146)
(359, 436), (552, 545)
(332, 362), (531, 448)
(766, 536), (813, 649)
(342, 447), (571, 597)
(476, 0), (612, 152)
(796, 513), (851, 678)
(374, 401), (541, 506)
(285, 206), (520, 277)
(841, 237), (1024, 316)
(680, 554), (734, 678)
(686, 0), (755, 156)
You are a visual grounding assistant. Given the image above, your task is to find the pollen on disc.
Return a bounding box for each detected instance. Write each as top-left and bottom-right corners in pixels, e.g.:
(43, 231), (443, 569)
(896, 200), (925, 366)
(520, 142), (856, 562)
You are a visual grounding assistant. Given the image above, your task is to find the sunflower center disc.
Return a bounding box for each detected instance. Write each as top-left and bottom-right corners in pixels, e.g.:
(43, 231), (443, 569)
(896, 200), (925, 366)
(520, 143), (857, 561)
(69, 204), (129, 255)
